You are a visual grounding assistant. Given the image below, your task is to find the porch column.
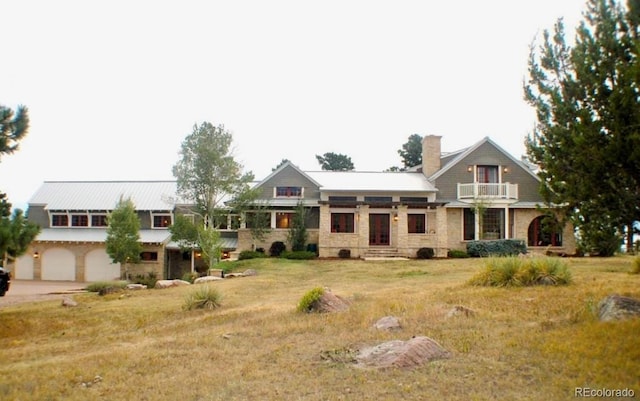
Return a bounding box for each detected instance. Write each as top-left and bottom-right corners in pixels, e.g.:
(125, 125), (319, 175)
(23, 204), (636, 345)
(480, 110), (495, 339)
(504, 206), (510, 239)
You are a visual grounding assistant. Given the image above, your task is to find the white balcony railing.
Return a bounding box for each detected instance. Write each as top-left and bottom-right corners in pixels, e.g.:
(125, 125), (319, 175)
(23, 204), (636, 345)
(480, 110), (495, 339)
(457, 183), (518, 200)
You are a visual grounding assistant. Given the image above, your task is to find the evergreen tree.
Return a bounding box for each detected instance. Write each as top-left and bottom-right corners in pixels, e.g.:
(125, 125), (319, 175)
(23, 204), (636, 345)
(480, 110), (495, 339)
(525, 0), (640, 254)
(288, 200), (308, 251)
(106, 196), (142, 278)
(397, 134), (423, 169)
(0, 104), (29, 160)
(315, 152), (355, 171)
(0, 193), (40, 268)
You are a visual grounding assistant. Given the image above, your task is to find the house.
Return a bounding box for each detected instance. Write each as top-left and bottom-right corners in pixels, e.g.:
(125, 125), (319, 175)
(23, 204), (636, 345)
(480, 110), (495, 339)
(13, 136), (576, 282)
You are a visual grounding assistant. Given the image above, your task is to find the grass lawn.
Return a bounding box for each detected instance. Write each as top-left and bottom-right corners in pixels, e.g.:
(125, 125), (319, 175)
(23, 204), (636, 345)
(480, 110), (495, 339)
(1, 256), (639, 400)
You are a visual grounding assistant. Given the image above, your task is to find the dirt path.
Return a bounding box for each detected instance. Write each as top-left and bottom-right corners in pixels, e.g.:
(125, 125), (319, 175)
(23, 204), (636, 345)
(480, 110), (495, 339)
(0, 280), (88, 309)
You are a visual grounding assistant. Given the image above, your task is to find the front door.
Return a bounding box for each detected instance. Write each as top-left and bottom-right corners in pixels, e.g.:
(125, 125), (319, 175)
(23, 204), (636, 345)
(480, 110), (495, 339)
(369, 214), (390, 245)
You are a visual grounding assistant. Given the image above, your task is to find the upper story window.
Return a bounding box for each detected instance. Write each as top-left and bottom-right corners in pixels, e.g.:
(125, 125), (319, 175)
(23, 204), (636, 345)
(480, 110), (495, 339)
(91, 214), (108, 227)
(276, 186), (302, 197)
(153, 214), (172, 228)
(476, 165), (499, 183)
(71, 214), (89, 227)
(51, 214), (68, 227)
(364, 196), (393, 204)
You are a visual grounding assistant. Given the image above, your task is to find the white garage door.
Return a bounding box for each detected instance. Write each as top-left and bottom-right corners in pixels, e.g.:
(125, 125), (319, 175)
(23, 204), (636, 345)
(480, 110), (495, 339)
(14, 255), (34, 280)
(42, 248), (75, 281)
(85, 249), (120, 282)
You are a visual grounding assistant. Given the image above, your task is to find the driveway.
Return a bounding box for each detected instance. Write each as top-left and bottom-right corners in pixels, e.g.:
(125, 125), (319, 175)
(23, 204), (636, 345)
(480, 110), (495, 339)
(0, 280), (88, 309)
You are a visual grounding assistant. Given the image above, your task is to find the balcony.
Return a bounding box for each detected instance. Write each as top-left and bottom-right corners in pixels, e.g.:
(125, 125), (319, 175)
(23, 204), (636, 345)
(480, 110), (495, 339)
(457, 183), (518, 200)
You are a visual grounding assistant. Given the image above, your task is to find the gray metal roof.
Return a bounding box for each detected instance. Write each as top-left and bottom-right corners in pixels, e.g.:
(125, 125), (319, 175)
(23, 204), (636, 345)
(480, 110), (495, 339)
(35, 228), (172, 244)
(305, 171), (436, 192)
(29, 181), (178, 211)
(166, 236), (238, 250)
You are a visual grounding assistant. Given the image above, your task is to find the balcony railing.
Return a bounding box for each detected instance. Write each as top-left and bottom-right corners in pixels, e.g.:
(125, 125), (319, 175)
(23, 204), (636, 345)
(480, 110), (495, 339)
(457, 183), (518, 200)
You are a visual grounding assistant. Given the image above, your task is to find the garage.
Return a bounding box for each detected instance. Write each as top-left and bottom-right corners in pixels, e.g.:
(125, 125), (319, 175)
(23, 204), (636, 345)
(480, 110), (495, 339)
(85, 249), (120, 282)
(14, 254), (34, 280)
(41, 248), (75, 281)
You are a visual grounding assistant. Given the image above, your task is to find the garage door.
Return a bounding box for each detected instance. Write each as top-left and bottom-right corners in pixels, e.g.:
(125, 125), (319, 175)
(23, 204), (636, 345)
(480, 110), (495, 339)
(42, 248), (75, 281)
(85, 249), (120, 282)
(14, 254), (34, 280)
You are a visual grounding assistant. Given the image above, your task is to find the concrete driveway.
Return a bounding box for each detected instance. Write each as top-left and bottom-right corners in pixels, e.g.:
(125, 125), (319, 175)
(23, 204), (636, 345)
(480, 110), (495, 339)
(0, 280), (88, 308)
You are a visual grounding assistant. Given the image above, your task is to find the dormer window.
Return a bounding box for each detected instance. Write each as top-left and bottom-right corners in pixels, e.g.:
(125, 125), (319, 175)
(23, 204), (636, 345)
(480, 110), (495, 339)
(71, 214), (89, 227)
(51, 214), (68, 227)
(476, 165), (499, 183)
(276, 186), (302, 197)
(152, 214), (172, 228)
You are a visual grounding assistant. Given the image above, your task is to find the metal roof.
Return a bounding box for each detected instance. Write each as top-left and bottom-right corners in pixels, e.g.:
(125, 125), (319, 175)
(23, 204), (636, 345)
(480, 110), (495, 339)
(305, 171), (436, 192)
(29, 181), (178, 211)
(35, 228), (172, 244)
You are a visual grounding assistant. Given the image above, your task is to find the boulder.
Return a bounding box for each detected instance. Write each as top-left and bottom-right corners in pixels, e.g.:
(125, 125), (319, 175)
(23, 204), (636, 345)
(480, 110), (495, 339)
(243, 269), (258, 276)
(373, 316), (401, 331)
(312, 288), (350, 313)
(356, 336), (450, 369)
(598, 294), (640, 321)
(194, 276), (224, 284)
(125, 283), (147, 290)
(154, 279), (191, 289)
(61, 296), (78, 307)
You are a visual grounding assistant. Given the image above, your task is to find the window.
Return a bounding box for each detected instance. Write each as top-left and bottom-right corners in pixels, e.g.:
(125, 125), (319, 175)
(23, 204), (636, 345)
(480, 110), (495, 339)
(140, 251), (158, 261)
(276, 186), (302, 197)
(51, 214), (68, 227)
(91, 215), (108, 227)
(463, 208), (505, 240)
(331, 213), (354, 233)
(276, 212), (293, 228)
(463, 209), (475, 240)
(364, 196), (392, 204)
(400, 197), (429, 204)
(246, 212), (271, 229)
(71, 215), (89, 227)
(477, 165), (499, 183)
(153, 214), (172, 228)
(528, 216), (562, 246)
(408, 214), (426, 234)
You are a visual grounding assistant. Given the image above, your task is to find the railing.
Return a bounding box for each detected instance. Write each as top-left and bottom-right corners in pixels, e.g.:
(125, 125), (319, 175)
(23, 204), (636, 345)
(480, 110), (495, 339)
(457, 183), (519, 200)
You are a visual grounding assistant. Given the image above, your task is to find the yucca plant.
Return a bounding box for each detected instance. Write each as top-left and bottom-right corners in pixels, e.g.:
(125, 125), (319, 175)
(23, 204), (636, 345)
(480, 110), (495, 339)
(183, 284), (223, 310)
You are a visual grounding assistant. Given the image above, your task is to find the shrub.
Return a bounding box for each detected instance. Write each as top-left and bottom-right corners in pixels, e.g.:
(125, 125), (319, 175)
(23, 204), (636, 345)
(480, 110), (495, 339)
(416, 247), (435, 259)
(297, 287), (325, 312)
(447, 249), (469, 258)
(466, 239), (527, 257)
(468, 257), (571, 287)
(181, 271), (199, 283)
(183, 284), (223, 310)
(631, 256), (640, 274)
(269, 241), (286, 257)
(338, 249), (351, 259)
(238, 250), (267, 260)
(133, 271), (158, 288)
(280, 251), (317, 260)
(85, 280), (128, 293)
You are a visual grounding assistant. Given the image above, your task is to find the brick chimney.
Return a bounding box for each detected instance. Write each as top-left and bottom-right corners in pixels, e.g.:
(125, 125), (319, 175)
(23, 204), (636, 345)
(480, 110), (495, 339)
(422, 135), (441, 178)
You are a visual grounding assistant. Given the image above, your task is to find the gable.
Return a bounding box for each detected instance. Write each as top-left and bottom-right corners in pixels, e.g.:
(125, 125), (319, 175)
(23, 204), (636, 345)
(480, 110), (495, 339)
(255, 164), (321, 202)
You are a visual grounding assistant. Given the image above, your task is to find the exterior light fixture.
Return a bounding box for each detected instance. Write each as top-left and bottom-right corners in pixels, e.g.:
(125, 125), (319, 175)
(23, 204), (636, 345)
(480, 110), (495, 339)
(393, 213), (399, 222)
(467, 165), (473, 172)
(503, 166), (509, 173)
(33, 251), (39, 259)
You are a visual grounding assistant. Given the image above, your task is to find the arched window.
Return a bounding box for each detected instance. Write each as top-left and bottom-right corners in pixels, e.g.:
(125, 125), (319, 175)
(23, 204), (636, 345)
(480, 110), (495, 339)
(528, 216), (562, 246)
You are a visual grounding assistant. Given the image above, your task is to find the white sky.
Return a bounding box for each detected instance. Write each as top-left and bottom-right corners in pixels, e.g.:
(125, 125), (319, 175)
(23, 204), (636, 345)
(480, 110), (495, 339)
(0, 0), (587, 210)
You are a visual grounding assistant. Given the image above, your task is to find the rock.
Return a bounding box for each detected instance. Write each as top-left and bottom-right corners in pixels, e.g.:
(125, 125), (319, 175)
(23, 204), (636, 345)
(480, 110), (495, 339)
(243, 269), (258, 276)
(446, 305), (476, 319)
(373, 316), (402, 331)
(126, 284), (147, 290)
(598, 294), (640, 321)
(356, 336), (450, 369)
(61, 296), (78, 307)
(194, 276), (224, 284)
(154, 279), (191, 289)
(313, 288), (350, 313)
(224, 273), (244, 278)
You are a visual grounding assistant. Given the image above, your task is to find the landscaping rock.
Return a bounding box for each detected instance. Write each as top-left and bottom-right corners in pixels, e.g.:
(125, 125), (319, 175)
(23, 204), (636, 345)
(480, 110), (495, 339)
(194, 276), (224, 284)
(373, 316), (402, 331)
(356, 336), (450, 369)
(154, 279), (191, 289)
(598, 294), (640, 321)
(126, 283), (147, 290)
(243, 269), (258, 276)
(446, 305), (476, 319)
(61, 296), (78, 307)
(313, 288), (350, 313)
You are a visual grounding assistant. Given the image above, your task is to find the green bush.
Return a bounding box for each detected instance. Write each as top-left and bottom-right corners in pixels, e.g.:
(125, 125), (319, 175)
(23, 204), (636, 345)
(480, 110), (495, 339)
(133, 271), (158, 288)
(85, 280), (129, 293)
(238, 250), (267, 260)
(447, 249), (469, 258)
(181, 271), (199, 283)
(183, 284), (223, 310)
(269, 241), (286, 257)
(416, 247), (435, 259)
(468, 257), (571, 287)
(297, 287), (325, 313)
(466, 239), (527, 257)
(631, 256), (640, 274)
(338, 249), (351, 259)
(280, 251), (317, 260)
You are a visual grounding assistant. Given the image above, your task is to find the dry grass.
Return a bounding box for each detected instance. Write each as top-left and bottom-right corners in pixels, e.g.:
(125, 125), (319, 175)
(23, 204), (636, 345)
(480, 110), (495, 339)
(1, 256), (639, 400)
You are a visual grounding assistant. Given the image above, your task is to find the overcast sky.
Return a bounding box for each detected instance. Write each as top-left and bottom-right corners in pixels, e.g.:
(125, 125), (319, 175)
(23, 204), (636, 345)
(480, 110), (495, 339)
(1, 0), (587, 210)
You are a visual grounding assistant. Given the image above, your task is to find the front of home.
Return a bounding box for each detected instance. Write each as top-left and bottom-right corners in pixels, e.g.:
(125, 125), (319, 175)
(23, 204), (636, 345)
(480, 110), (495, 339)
(13, 136), (576, 281)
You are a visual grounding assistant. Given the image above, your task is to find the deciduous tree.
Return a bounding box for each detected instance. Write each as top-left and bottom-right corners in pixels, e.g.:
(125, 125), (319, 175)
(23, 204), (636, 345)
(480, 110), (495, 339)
(106, 196), (142, 278)
(0, 193), (40, 268)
